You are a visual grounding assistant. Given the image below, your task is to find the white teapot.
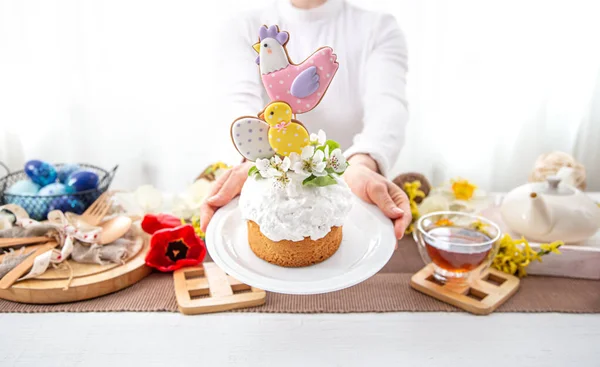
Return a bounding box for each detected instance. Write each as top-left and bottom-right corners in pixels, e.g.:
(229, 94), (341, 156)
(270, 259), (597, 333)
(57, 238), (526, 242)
(500, 169), (600, 244)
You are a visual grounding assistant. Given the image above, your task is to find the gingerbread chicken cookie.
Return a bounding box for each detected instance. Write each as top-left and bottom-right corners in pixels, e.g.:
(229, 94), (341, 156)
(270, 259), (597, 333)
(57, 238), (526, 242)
(253, 25), (339, 115)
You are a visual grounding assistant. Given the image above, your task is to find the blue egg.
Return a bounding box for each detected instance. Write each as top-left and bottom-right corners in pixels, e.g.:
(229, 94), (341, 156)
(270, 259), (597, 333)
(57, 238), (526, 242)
(24, 160), (58, 186)
(4, 196), (49, 220)
(6, 180), (41, 195)
(48, 196), (86, 215)
(38, 183), (69, 196)
(66, 170), (99, 192)
(58, 164), (81, 184)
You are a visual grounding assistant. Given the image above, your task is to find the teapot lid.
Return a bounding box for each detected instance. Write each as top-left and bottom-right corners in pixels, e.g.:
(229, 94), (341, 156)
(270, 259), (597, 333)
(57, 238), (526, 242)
(532, 176), (574, 196)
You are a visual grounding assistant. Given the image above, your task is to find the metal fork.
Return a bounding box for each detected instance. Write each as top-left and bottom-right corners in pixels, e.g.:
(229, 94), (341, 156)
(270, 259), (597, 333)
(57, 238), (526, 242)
(80, 191), (113, 226)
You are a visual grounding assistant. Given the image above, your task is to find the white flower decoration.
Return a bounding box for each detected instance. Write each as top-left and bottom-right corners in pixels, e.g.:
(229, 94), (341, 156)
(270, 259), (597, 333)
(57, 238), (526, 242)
(278, 156), (291, 173)
(292, 145), (327, 177)
(255, 156), (291, 179)
(273, 172), (291, 189)
(309, 129), (326, 146)
(255, 158), (275, 178)
(324, 146), (348, 173)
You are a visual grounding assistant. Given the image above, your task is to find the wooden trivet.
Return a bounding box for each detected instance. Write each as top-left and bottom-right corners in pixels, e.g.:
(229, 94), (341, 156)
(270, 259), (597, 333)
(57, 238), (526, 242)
(174, 262), (266, 315)
(410, 264), (520, 315)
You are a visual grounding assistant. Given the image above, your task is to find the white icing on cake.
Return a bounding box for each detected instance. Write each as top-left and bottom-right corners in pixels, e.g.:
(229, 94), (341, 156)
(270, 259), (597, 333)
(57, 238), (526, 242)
(239, 173), (353, 242)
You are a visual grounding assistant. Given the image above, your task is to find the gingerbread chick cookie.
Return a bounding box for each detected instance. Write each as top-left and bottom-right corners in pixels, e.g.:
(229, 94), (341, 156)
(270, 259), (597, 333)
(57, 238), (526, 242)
(253, 25), (339, 115)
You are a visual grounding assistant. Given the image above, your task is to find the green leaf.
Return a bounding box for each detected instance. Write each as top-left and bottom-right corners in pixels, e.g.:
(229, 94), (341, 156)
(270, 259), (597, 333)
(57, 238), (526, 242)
(248, 165), (259, 177)
(316, 139), (341, 154)
(302, 175), (316, 185)
(303, 175), (337, 187)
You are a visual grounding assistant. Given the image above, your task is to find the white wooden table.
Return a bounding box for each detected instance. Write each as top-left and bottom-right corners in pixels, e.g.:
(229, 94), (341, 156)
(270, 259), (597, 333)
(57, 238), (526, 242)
(1, 312), (599, 366)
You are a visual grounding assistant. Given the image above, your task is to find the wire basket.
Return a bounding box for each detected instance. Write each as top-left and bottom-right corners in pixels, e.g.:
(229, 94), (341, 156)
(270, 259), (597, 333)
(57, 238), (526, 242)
(0, 162), (118, 221)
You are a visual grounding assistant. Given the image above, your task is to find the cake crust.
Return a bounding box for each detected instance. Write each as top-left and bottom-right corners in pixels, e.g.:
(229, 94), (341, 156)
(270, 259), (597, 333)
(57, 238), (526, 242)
(247, 221), (342, 267)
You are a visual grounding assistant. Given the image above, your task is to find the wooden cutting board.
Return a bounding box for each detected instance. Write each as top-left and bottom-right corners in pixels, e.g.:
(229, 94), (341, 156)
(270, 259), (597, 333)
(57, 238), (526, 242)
(0, 233), (151, 304)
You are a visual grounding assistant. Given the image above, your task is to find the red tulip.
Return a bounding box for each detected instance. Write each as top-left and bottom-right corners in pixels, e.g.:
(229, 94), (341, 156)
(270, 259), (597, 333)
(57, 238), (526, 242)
(145, 224), (206, 272)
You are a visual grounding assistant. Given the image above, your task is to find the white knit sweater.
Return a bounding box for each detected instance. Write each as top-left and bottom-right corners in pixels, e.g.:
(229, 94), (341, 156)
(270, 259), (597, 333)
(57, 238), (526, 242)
(220, 0), (408, 176)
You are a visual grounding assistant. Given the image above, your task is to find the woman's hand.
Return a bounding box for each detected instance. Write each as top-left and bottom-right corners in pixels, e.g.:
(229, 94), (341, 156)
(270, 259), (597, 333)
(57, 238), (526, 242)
(200, 161), (253, 232)
(344, 154), (412, 240)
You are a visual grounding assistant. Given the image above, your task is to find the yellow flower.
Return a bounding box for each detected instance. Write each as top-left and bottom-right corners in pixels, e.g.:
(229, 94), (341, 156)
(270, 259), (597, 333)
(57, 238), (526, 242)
(205, 161), (230, 171)
(492, 234), (562, 277)
(435, 218), (454, 227)
(471, 220), (487, 230)
(191, 216), (206, 239)
(181, 216), (206, 240)
(470, 219), (493, 237)
(404, 181), (426, 200)
(451, 178), (477, 200)
(540, 241), (563, 254)
(403, 180), (425, 235)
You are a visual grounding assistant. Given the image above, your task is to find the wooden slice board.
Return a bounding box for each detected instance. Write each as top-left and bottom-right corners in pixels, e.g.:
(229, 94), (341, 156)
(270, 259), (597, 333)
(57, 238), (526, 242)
(410, 263), (520, 315)
(0, 234), (151, 304)
(174, 262), (266, 315)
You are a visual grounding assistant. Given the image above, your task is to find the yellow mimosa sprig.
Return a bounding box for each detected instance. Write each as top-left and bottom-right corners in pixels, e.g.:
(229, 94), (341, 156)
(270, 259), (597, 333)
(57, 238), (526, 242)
(492, 234), (563, 277)
(403, 181), (425, 234)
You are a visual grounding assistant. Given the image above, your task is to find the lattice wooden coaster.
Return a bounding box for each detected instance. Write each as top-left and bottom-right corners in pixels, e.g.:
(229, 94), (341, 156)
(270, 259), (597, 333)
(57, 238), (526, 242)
(173, 262), (266, 315)
(410, 264), (520, 315)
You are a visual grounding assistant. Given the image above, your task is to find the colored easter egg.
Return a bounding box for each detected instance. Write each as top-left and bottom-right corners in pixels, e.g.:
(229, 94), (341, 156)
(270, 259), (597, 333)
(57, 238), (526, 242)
(4, 196), (48, 220)
(66, 170), (99, 192)
(48, 196), (86, 215)
(24, 160), (58, 186)
(58, 164), (81, 184)
(6, 180), (41, 195)
(38, 183), (69, 196)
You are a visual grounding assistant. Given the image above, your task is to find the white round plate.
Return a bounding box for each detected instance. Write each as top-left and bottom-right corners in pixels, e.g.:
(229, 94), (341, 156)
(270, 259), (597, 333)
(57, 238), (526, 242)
(206, 196), (396, 295)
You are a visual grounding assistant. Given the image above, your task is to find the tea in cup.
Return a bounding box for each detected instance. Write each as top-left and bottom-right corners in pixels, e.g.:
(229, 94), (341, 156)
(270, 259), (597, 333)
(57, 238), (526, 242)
(414, 212), (501, 284)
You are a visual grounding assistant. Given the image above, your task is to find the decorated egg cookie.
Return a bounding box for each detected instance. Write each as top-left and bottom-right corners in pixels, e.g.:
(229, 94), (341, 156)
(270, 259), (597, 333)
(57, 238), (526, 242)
(231, 118), (274, 162)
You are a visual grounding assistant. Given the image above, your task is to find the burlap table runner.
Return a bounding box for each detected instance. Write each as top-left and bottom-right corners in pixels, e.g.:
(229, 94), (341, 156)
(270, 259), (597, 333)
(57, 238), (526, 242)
(0, 239), (598, 313)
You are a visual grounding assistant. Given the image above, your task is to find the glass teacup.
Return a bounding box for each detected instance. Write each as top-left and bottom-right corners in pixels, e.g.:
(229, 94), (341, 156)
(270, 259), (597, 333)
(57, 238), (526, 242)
(413, 211), (501, 284)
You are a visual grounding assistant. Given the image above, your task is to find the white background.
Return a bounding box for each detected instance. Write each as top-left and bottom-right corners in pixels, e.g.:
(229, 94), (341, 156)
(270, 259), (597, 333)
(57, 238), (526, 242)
(1, 0), (599, 192)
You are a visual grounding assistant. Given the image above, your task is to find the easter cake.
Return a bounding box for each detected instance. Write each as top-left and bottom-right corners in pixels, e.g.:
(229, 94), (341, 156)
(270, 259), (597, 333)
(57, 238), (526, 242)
(238, 130), (353, 267)
(228, 24), (352, 267)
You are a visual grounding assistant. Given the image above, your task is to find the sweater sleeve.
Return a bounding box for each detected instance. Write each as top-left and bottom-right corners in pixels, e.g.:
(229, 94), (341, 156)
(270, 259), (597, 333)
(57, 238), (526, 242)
(215, 18), (266, 164)
(343, 14), (409, 177)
